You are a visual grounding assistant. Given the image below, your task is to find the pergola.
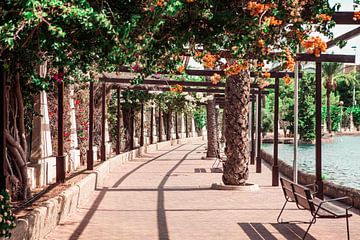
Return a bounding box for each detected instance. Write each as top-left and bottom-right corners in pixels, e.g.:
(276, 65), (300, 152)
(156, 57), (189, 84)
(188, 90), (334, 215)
(0, 11), (359, 197)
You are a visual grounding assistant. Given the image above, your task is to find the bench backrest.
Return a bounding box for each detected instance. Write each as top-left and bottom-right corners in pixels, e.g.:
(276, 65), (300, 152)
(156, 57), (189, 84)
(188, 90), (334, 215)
(280, 177), (296, 201)
(292, 183), (315, 213)
(280, 177), (316, 214)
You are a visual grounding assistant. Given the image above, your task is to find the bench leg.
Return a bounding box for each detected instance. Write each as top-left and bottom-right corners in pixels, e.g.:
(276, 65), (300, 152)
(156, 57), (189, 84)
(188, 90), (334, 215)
(277, 200), (288, 223)
(346, 209), (350, 240)
(303, 215), (316, 240)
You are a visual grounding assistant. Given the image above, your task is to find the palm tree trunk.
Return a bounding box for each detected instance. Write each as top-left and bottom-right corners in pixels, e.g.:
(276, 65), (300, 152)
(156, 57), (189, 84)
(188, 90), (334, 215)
(206, 94), (218, 158)
(326, 89), (332, 134)
(222, 73), (250, 185)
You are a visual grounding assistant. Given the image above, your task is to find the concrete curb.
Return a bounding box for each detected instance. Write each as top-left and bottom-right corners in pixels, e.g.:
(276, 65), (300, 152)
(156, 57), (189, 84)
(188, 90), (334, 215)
(11, 137), (203, 240)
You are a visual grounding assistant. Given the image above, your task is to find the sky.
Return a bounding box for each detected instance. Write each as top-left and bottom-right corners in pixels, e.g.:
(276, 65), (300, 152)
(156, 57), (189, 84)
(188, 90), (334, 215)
(328, 0), (360, 63)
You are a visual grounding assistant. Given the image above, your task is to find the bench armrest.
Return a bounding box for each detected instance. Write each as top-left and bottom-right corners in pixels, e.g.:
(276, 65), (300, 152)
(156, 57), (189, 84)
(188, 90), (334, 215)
(305, 183), (318, 194)
(318, 196), (354, 210)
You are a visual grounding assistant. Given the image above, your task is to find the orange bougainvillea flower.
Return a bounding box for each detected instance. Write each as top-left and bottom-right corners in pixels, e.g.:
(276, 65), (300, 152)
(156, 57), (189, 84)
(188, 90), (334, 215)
(210, 73), (222, 85)
(317, 14), (332, 22)
(224, 61), (249, 76)
(285, 48), (295, 72)
(177, 65), (185, 73)
(264, 16), (283, 26)
(202, 53), (218, 69)
(247, 2), (273, 16)
(156, 0), (165, 7)
(170, 84), (183, 93)
(258, 39), (265, 48)
(262, 72), (271, 78)
(354, 12), (360, 21)
(283, 74), (292, 85)
(301, 36), (327, 57)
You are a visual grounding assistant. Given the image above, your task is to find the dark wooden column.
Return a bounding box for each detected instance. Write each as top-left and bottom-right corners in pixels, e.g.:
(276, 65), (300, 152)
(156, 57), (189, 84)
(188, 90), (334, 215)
(256, 89), (262, 173)
(272, 78), (280, 186)
(175, 112), (179, 139)
(185, 112), (189, 138)
(56, 69), (66, 183)
(130, 109), (135, 150)
(86, 81), (94, 170)
(158, 106), (163, 142)
(101, 83), (106, 161)
(0, 61), (6, 190)
(116, 88), (121, 154)
(140, 103), (144, 146)
(250, 95), (255, 165)
(315, 62), (324, 199)
(150, 106), (154, 144)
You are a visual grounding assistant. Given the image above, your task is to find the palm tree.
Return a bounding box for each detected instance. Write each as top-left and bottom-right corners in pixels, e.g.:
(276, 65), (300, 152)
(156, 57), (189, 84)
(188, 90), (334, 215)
(223, 73), (250, 185)
(337, 71), (360, 130)
(322, 62), (343, 134)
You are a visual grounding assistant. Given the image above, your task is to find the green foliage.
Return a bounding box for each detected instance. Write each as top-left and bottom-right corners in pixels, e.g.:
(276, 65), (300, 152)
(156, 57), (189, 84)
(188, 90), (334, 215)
(351, 106), (360, 128)
(0, 190), (16, 238)
(330, 106), (341, 131)
(194, 107), (206, 131)
(121, 90), (153, 111)
(299, 73), (316, 141)
(261, 108), (273, 136)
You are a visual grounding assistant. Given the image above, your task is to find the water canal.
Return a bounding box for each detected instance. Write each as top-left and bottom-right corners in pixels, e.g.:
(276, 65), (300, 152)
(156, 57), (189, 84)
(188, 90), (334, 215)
(262, 135), (360, 189)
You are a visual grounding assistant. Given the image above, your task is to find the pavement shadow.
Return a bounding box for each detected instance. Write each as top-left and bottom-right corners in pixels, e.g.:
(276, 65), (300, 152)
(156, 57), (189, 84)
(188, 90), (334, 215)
(157, 143), (205, 240)
(68, 187), (108, 240)
(112, 144), (187, 188)
(238, 222), (316, 240)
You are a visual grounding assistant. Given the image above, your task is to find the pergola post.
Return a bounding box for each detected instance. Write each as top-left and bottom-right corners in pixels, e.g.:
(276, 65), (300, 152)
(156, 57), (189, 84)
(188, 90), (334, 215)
(0, 61), (6, 190)
(256, 89), (262, 173)
(158, 106), (163, 142)
(87, 81), (94, 170)
(315, 62), (324, 199)
(272, 78), (280, 186)
(150, 106), (154, 144)
(56, 69), (66, 183)
(101, 83), (106, 161)
(140, 103), (144, 146)
(250, 95), (255, 165)
(175, 112), (179, 139)
(185, 113), (189, 138)
(130, 109), (135, 150)
(116, 88), (121, 154)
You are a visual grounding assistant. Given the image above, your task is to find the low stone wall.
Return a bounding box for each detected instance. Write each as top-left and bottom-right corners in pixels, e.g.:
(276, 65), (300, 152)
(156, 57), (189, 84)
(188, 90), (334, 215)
(260, 150), (360, 209)
(11, 137), (203, 240)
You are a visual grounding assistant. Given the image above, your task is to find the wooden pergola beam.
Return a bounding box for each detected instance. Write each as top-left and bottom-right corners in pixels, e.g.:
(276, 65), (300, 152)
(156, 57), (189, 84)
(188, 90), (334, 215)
(332, 12), (360, 25)
(296, 53), (355, 63)
(112, 84), (269, 94)
(327, 27), (360, 49)
(102, 76), (276, 89)
(115, 68), (297, 78)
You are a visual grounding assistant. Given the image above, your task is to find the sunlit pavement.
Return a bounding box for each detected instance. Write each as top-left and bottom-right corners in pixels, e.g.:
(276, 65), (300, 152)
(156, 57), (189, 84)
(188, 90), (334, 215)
(45, 140), (360, 240)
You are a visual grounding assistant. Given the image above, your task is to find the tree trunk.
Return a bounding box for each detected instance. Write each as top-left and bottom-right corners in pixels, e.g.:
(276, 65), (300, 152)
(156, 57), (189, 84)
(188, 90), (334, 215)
(326, 88), (332, 134)
(222, 73), (250, 185)
(206, 95), (218, 158)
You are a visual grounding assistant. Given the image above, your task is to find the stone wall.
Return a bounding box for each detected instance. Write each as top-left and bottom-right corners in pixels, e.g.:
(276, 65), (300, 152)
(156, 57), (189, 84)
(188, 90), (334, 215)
(11, 136), (204, 240)
(260, 150), (360, 209)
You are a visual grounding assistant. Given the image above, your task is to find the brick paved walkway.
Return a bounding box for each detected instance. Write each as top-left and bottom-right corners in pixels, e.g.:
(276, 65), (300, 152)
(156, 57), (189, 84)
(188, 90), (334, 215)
(45, 140), (360, 240)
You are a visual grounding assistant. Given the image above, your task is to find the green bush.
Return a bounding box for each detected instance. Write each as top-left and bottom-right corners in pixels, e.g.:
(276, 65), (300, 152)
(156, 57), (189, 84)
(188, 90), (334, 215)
(0, 190), (16, 238)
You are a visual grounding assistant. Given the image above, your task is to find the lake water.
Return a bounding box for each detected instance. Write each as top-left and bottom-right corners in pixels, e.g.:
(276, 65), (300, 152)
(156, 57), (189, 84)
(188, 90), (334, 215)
(262, 136), (360, 189)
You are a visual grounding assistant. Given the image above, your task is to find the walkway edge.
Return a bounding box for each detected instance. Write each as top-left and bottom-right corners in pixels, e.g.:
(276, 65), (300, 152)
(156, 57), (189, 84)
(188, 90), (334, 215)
(11, 136), (205, 240)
